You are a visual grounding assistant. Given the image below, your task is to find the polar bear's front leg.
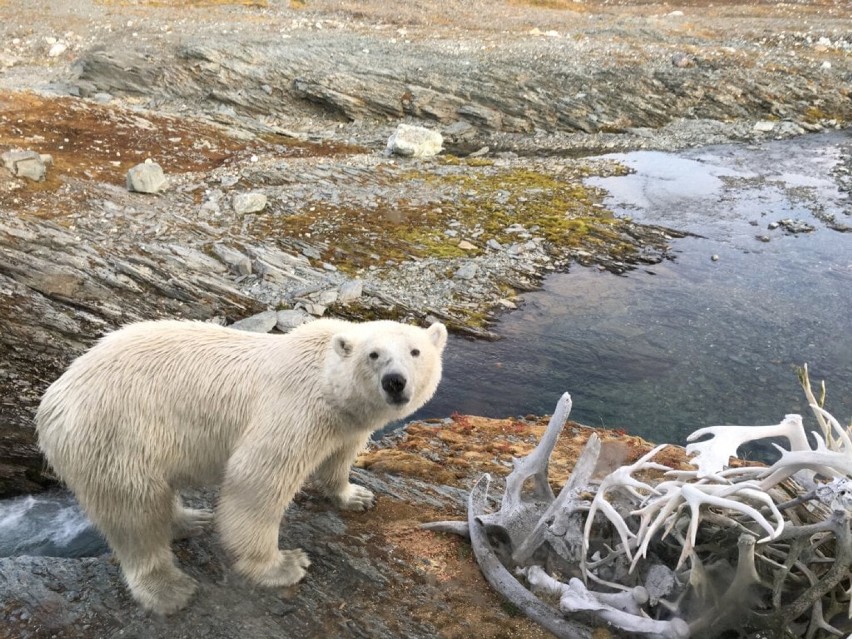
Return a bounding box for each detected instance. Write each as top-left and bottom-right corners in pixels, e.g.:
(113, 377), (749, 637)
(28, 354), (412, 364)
(217, 446), (311, 588)
(312, 436), (376, 511)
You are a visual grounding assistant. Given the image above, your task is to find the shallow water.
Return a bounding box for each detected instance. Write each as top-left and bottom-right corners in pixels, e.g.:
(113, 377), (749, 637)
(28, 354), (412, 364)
(0, 492), (106, 557)
(417, 131), (852, 448)
(4, 132), (850, 558)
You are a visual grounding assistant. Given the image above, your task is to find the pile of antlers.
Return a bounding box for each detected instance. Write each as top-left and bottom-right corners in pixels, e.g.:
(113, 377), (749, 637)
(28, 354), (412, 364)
(425, 367), (852, 638)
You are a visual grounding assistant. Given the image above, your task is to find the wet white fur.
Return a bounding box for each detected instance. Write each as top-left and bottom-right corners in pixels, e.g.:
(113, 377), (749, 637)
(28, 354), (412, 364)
(36, 318), (447, 614)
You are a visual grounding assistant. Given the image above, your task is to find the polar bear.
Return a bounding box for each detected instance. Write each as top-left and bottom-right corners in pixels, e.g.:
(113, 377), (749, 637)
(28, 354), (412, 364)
(35, 318), (447, 614)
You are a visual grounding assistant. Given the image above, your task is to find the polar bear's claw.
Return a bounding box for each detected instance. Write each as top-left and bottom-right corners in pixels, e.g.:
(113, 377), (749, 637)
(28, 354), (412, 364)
(172, 506), (215, 540)
(236, 548), (311, 588)
(334, 484), (376, 511)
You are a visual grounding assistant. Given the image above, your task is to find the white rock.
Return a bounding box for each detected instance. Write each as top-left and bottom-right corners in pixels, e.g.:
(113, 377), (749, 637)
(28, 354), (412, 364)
(338, 279), (364, 303)
(385, 124), (443, 158)
(753, 120), (776, 132)
(126, 162), (167, 193)
(232, 191), (267, 214)
(454, 263), (478, 280)
(48, 43), (67, 57)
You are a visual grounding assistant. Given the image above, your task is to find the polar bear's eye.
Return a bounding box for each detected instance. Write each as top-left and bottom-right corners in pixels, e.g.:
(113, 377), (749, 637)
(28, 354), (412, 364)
(369, 351), (379, 360)
(411, 349), (420, 357)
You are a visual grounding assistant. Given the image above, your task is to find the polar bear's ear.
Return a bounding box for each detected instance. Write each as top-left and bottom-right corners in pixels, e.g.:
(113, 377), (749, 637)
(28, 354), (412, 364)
(332, 334), (354, 358)
(427, 322), (448, 351)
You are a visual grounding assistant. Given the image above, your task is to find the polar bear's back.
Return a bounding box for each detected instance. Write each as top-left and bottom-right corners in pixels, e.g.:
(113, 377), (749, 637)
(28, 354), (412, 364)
(35, 319), (339, 491)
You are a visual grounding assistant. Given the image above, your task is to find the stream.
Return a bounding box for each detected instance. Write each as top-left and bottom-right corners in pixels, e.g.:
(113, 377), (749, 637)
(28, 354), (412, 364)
(421, 130), (852, 445)
(2, 130), (850, 558)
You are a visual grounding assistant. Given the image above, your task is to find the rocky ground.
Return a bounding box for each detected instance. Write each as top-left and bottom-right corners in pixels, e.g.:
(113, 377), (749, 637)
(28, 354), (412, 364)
(0, 0), (850, 635)
(1, 0), (850, 498)
(0, 413), (693, 639)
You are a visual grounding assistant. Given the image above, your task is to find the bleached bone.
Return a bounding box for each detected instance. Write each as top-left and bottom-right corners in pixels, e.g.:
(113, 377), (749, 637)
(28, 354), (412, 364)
(677, 483), (784, 559)
(512, 433), (599, 565)
(467, 474), (591, 639)
(758, 445), (852, 490)
(686, 414), (810, 477)
(421, 393), (578, 547)
(800, 364), (852, 453)
(583, 444), (669, 565)
(478, 392), (574, 553)
(522, 566), (690, 639)
(689, 534), (766, 635)
(781, 510), (851, 627)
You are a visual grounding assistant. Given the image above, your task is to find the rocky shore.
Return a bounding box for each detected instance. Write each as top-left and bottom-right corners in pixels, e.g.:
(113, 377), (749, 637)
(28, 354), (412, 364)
(0, 0), (850, 634)
(1, 0), (849, 498)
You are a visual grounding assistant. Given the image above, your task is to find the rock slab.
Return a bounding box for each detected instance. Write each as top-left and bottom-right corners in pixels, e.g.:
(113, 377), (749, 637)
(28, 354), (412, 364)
(1, 150), (49, 182)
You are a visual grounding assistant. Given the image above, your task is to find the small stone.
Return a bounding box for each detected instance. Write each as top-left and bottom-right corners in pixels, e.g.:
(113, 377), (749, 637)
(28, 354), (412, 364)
(212, 243), (252, 276)
(276, 309), (313, 332)
(385, 124), (443, 158)
(303, 303), (327, 317)
(468, 146), (490, 158)
(1, 150), (48, 181)
(497, 298), (517, 309)
(315, 289), (339, 305)
(338, 279), (363, 303)
(753, 121), (776, 133)
(671, 53), (694, 68)
(768, 221), (780, 230)
(821, 61), (832, 70)
(486, 239), (503, 251)
(300, 246), (322, 260)
(126, 162), (167, 193)
(756, 235), (771, 243)
(457, 240), (476, 251)
(48, 43), (67, 57)
(710, 254), (719, 262)
(232, 191), (267, 214)
(454, 263), (478, 280)
(230, 310), (278, 333)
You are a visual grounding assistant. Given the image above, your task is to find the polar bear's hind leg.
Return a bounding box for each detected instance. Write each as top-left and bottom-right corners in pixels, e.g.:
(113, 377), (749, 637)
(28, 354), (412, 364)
(89, 483), (198, 614)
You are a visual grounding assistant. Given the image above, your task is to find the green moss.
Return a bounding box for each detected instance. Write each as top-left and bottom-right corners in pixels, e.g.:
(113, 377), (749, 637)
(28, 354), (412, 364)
(244, 163), (637, 274)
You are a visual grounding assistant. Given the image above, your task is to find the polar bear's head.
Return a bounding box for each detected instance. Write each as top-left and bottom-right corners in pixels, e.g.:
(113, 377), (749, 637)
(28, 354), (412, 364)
(327, 320), (448, 425)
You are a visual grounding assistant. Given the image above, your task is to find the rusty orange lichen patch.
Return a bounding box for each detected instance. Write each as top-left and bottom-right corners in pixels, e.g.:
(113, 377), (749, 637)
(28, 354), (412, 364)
(0, 91), (359, 216)
(358, 415), (694, 491)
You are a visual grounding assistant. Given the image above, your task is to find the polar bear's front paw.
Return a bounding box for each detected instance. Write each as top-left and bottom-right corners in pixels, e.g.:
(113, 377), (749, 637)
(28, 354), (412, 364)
(236, 549), (311, 588)
(333, 483), (376, 511)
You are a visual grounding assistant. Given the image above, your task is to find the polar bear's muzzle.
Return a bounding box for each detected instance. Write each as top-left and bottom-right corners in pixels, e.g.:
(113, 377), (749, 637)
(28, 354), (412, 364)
(381, 372), (410, 405)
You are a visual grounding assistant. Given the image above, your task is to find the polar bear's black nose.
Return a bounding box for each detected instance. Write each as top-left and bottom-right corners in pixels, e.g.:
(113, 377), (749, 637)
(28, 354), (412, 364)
(381, 373), (407, 396)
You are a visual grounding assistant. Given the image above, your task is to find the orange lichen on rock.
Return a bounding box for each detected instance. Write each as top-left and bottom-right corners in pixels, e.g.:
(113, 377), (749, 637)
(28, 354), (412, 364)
(357, 414), (694, 491)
